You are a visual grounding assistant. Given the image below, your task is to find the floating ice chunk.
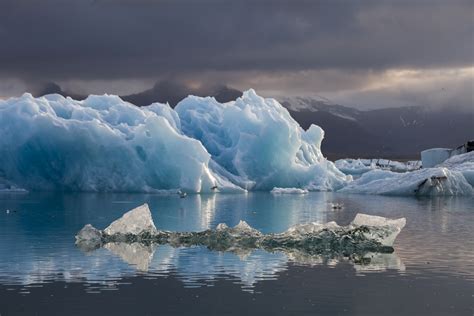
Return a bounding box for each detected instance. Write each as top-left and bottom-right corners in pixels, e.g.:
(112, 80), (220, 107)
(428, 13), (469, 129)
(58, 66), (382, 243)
(351, 214), (406, 246)
(335, 158), (421, 175)
(76, 204), (405, 255)
(338, 168), (473, 196)
(104, 203), (157, 236)
(75, 224), (103, 250)
(271, 187), (308, 194)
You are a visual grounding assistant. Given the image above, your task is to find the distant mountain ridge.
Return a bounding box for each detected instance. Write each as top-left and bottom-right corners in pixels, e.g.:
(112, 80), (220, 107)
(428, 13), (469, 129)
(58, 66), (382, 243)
(282, 97), (473, 159)
(35, 81), (242, 107)
(35, 83), (473, 159)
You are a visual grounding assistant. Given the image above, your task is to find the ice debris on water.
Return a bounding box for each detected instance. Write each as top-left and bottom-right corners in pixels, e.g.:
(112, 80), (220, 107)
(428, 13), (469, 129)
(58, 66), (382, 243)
(271, 187), (308, 194)
(103, 204), (157, 236)
(76, 204), (406, 257)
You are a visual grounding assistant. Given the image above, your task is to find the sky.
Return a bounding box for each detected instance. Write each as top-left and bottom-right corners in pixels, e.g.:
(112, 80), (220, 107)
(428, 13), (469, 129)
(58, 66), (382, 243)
(0, 0), (473, 109)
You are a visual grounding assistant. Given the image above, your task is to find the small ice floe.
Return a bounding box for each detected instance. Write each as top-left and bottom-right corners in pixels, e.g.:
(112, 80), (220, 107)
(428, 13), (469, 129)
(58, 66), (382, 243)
(76, 204), (406, 256)
(270, 187), (309, 195)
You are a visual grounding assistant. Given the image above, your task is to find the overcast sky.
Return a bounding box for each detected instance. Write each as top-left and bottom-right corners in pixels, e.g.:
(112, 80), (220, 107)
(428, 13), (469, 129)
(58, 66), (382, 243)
(0, 0), (472, 109)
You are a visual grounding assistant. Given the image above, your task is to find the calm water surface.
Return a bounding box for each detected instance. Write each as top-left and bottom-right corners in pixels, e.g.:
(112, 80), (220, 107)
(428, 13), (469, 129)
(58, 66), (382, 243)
(0, 192), (472, 315)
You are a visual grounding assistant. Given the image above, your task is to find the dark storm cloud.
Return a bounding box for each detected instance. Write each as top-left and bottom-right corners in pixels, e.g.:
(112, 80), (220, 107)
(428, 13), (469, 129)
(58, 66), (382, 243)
(0, 0), (472, 84)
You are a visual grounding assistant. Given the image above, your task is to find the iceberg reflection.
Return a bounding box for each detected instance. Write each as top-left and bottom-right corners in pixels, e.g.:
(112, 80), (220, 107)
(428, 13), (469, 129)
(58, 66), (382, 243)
(95, 243), (406, 289)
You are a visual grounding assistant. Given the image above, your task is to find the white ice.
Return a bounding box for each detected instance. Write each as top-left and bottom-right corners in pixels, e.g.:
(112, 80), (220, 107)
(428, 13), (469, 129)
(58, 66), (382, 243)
(351, 213), (406, 246)
(338, 167), (473, 196)
(438, 151), (474, 186)
(0, 91), (348, 193)
(103, 203), (157, 236)
(175, 90), (349, 191)
(335, 158), (421, 175)
(271, 187), (309, 194)
(0, 93), (235, 193)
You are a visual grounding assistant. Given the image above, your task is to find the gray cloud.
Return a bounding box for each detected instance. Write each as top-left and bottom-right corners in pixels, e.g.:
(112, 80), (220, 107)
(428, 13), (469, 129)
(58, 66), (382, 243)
(0, 0), (472, 103)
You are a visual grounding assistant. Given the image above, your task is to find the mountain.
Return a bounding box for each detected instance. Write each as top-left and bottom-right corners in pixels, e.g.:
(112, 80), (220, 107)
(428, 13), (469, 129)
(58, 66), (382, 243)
(122, 82), (242, 107)
(281, 97), (474, 159)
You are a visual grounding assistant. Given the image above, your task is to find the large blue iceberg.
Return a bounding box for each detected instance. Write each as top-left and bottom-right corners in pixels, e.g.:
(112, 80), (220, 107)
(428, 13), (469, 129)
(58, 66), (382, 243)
(0, 90), (349, 192)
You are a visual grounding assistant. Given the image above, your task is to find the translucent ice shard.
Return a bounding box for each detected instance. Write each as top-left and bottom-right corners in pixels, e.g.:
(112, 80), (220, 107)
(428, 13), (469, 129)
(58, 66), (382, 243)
(0, 93), (241, 193)
(75, 224), (103, 250)
(103, 203), (157, 236)
(351, 213), (406, 247)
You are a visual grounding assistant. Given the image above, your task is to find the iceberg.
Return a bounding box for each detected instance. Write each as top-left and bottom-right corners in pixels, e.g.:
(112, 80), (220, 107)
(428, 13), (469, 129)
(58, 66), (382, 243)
(0, 91), (348, 192)
(76, 204), (406, 255)
(338, 167), (473, 196)
(175, 90), (349, 191)
(103, 203), (157, 236)
(0, 93), (240, 193)
(335, 158), (422, 175)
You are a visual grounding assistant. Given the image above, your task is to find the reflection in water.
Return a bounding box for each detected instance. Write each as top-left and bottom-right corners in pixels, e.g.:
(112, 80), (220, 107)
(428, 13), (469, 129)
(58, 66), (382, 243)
(100, 242), (405, 289)
(0, 192), (472, 295)
(104, 243), (156, 272)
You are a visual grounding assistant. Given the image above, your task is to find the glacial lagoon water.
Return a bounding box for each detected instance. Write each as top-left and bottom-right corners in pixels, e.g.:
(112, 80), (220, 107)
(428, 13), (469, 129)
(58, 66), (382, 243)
(0, 192), (473, 315)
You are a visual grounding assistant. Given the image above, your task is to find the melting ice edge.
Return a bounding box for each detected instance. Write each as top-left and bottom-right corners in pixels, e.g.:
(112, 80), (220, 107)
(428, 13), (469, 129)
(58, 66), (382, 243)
(76, 204), (406, 260)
